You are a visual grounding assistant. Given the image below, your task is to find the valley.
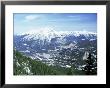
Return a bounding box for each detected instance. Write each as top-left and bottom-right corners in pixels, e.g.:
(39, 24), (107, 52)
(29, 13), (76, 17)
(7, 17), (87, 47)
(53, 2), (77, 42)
(14, 29), (97, 74)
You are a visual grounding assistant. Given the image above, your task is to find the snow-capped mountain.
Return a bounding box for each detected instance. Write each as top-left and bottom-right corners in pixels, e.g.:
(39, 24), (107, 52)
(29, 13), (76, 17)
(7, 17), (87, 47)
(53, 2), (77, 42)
(20, 27), (96, 42)
(14, 28), (97, 68)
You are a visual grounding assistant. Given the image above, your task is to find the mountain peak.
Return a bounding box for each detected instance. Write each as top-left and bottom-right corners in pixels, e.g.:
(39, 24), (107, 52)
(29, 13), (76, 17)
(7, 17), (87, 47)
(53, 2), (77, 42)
(17, 27), (96, 41)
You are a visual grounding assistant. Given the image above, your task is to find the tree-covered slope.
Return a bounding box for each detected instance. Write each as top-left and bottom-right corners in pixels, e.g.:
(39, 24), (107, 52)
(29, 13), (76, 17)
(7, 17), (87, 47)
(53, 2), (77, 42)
(14, 50), (85, 75)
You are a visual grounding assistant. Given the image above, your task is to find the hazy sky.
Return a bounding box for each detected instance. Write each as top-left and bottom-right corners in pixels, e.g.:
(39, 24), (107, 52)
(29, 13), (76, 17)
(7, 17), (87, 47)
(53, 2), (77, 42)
(14, 13), (97, 34)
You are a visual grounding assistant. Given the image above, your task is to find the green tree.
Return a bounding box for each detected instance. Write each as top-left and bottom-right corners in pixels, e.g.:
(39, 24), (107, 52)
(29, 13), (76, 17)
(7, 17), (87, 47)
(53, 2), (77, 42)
(67, 67), (74, 75)
(84, 53), (97, 75)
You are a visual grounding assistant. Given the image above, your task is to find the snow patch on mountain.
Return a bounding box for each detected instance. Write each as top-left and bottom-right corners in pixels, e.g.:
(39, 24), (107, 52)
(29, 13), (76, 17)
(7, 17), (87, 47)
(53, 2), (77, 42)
(18, 27), (96, 42)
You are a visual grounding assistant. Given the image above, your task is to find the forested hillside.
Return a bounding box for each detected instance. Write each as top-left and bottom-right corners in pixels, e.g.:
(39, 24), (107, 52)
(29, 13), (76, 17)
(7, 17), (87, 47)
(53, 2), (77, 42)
(14, 50), (85, 75)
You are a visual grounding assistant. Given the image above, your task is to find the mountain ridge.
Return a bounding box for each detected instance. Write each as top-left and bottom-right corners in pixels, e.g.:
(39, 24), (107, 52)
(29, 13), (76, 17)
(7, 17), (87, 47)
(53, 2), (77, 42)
(15, 28), (97, 42)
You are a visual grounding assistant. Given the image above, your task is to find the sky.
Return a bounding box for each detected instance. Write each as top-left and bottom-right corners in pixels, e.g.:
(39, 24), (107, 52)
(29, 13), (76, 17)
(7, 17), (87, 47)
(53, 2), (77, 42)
(14, 13), (97, 35)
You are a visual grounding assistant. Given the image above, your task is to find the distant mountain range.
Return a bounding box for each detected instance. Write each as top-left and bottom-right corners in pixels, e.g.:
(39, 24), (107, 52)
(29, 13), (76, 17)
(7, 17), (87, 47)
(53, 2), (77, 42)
(14, 28), (97, 69)
(18, 27), (96, 42)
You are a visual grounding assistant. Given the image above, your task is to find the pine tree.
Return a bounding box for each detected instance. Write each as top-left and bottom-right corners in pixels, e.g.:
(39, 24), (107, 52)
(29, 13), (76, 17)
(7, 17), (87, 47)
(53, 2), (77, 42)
(84, 53), (97, 75)
(67, 67), (74, 75)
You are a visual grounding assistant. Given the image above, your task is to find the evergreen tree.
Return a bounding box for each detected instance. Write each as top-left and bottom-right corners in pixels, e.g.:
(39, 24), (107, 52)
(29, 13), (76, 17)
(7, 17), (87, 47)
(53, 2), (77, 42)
(84, 53), (97, 75)
(67, 67), (74, 75)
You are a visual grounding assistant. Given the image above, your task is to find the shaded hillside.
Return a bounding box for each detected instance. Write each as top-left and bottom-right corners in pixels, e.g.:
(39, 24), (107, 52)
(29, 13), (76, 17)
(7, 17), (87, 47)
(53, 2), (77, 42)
(13, 50), (85, 75)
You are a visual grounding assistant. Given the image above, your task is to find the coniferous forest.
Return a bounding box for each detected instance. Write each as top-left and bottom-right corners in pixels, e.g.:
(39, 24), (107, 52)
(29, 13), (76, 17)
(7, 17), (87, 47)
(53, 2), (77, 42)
(14, 50), (96, 75)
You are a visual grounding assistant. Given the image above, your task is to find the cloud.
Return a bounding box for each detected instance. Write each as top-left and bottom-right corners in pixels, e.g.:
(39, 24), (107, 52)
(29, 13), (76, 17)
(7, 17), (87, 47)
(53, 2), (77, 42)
(25, 15), (41, 21)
